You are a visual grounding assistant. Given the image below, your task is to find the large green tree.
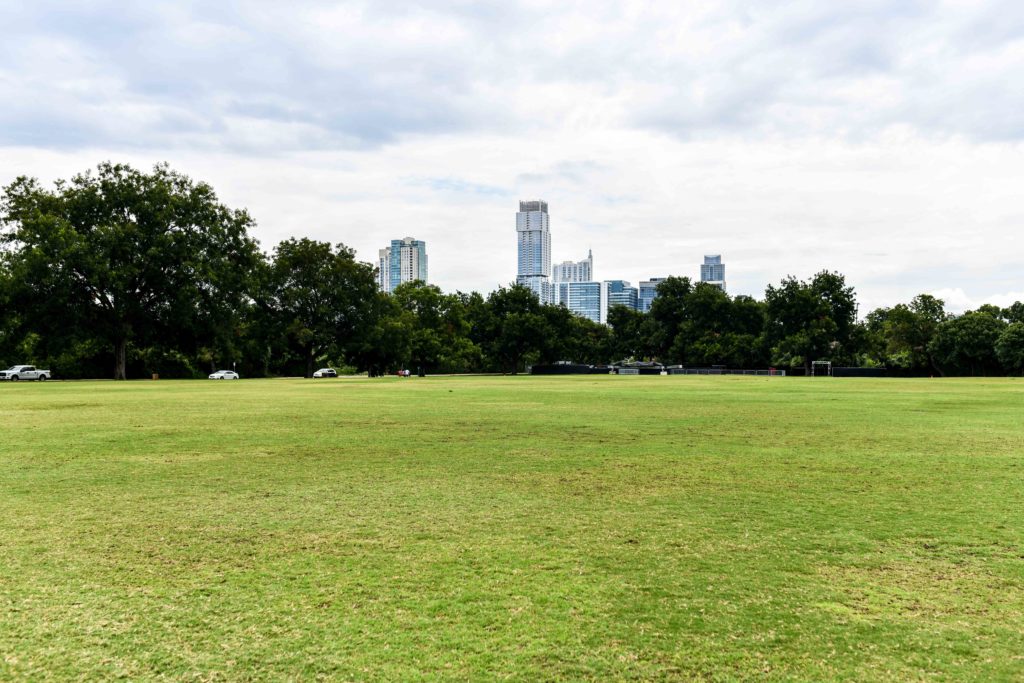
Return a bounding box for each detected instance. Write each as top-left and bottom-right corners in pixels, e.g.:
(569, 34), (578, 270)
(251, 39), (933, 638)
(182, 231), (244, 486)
(647, 278), (766, 367)
(0, 163), (261, 379)
(350, 292), (413, 377)
(929, 310), (1007, 376)
(763, 271), (858, 372)
(0, 255), (16, 368)
(648, 276), (694, 359)
(392, 281), (481, 374)
(479, 284), (549, 373)
(864, 294), (948, 373)
(996, 323), (1024, 375)
(565, 314), (613, 365)
(536, 302), (612, 366)
(666, 282), (736, 365)
(607, 305), (657, 362)
(266, 238), (378, 378)
(1004, 302), (1024, 324)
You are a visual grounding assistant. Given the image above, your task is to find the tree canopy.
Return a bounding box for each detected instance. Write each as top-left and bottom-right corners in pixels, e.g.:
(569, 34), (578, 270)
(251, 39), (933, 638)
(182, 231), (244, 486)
(929, 310), (1008, 376)
(265, 238), (378, 378)
(764, 271), (857, 371)
(2, 162), (1022, 379)
(1, 163), (260, 379)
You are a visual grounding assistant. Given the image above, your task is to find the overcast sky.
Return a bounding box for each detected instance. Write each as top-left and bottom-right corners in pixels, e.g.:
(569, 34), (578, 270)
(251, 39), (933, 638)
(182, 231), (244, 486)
(1, 0), (1022, 312)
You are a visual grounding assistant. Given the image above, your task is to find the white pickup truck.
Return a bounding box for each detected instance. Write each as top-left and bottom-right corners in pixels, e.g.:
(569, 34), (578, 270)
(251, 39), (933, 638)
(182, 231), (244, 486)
(0, 365), (51, 381)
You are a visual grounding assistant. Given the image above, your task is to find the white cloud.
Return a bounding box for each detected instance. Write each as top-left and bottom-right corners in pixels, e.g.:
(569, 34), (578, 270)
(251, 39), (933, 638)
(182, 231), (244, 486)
(1, 1), (1022, 310)
(929, 288), (1024, 314)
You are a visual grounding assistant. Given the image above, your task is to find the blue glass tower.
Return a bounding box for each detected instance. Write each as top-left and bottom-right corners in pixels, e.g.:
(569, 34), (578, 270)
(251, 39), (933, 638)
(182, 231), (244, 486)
(554, 281), (606, 324)
(605, 280), (639, 312)
(638, 278), (666, 313)
(378, 237), (427, 293)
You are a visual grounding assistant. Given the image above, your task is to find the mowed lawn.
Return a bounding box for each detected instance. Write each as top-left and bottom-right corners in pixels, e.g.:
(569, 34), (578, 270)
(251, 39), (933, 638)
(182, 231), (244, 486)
(1, 376), (1023, 681)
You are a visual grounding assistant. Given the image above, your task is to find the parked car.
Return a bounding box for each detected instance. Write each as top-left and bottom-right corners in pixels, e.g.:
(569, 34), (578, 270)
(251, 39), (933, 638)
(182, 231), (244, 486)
(312, 368), (337, 378)
(0, 365), (50, 381)
(208, 370), (239, 380)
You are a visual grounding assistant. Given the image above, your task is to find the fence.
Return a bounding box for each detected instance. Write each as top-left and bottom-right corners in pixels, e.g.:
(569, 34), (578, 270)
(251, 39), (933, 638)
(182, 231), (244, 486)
(531, 364), (787, 376)
(530, 364), (613, 375)
(667, 368), (785, 376)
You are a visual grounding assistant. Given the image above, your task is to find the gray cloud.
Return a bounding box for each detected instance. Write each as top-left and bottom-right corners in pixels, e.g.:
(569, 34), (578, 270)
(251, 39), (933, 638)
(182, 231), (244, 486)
(4, 1), (1024, 152)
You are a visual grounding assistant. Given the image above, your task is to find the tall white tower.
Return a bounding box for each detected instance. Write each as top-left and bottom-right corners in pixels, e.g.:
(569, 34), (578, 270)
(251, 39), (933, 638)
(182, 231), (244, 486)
(516, 200), (552, 303)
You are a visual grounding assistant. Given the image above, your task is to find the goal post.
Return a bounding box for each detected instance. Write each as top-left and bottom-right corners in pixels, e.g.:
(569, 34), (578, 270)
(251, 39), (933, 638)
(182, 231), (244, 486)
(811, 360), (832, 377)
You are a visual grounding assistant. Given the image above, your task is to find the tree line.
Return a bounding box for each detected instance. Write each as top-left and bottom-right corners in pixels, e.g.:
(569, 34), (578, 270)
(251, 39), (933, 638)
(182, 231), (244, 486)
(1, 163), (1022, 378)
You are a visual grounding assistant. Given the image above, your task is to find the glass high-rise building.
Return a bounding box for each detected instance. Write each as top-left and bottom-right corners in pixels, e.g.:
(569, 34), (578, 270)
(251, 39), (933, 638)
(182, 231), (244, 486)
(553, 281), (607, 324)
(516, 200), (552, 303)
(700, 255), (726, 291)
(554, 279), (637, 324)
(377, 248), (391, 291)
(553, 279), (639, 324)
(553, 250), (593, 283)
(605, 280), (639, 312)
(378, 237), (428, 293)
(638, 277), (667, 313)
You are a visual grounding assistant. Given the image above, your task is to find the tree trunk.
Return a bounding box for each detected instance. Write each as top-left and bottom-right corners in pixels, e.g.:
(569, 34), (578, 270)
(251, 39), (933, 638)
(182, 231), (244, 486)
(114, 337), (128, 381)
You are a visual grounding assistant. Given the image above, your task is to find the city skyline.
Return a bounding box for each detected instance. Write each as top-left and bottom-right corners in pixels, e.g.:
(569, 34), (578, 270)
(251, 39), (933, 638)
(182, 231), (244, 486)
(526, 197), (658, 322)
(1, 3), (1021, 313)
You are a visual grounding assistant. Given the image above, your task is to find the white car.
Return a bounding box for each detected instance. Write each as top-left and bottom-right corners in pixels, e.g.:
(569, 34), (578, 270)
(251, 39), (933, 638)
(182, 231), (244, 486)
(312, 368), (338, 378)
(0, 365), (50, 381)
(208, 370), (239, 380)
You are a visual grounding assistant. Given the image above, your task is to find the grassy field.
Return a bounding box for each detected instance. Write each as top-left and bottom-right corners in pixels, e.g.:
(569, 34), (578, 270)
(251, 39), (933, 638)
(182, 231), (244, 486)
(1, 376), (1023, 681)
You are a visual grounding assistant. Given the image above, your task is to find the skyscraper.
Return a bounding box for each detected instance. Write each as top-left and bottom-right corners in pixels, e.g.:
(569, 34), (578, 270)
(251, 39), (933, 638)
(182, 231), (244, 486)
(553, 279), (636, 324)
(379, 237), (428, 293)
(553, 250), (593, 283)
(605, 280), (639, 312)
(700, 255), (726, 291)
(377, 248), (391, 291)
(638, 277), (667, 313)
(516, 200), (552, 303)
(553, 281), (606, 324)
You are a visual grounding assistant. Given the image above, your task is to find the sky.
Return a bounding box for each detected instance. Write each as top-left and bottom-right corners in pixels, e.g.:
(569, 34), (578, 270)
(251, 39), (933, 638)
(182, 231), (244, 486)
(1, 0), (1022, 313)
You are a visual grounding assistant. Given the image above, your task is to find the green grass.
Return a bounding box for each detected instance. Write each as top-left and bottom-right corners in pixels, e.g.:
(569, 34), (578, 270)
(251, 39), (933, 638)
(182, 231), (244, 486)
(1, 376), (1023, 681)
